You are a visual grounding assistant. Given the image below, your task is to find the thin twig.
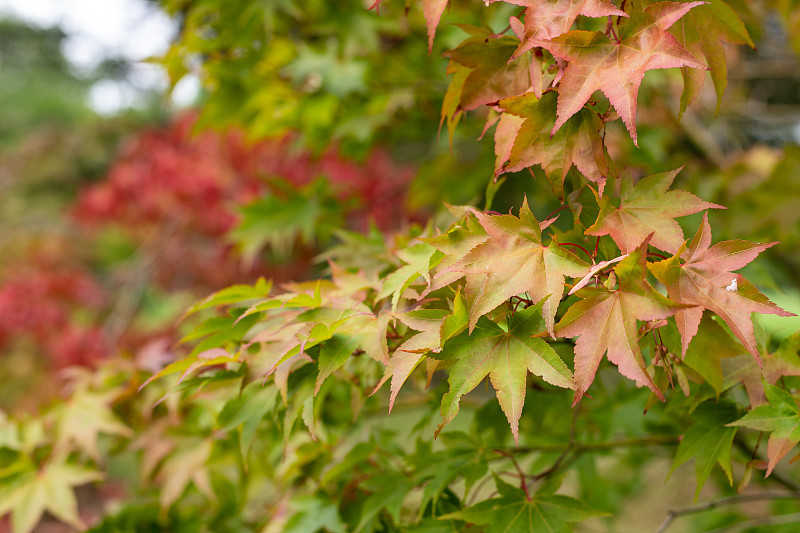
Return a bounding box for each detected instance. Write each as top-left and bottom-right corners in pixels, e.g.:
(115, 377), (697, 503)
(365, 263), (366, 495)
(657, 492), (800, 533)
(700, 511), (800, 533)
(529, 404), (581, 485)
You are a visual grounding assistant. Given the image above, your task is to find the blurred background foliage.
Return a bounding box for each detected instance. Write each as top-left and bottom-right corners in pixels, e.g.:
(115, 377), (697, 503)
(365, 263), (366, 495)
(0, 0), (800, 531)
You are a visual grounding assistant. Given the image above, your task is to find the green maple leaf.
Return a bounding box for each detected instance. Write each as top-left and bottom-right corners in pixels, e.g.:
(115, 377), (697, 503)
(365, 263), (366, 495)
(446, 34), (532, 111)
(373, 292), (468, 412)
(664, 0), (755, 116)
(53, 387), (133, 462)
(377, 241), (441, 310)
(585, 168), (723, 254)
(556, 235), (684, 405)
(439, 199), (589, 336)
(671, 400), (741, 499)
(431, 302), (573, 443)
(283, 495), (346, 533)
(411, 432), (488, 512)
(729, 384), (800, 477)
(0, 462), (102, 533)
(649, 213), (796, 361)
(542, 1), (708, 145)
(497, 91), (608, 197)
(659, 315), (746, 395)
(441, 473), (605, 532)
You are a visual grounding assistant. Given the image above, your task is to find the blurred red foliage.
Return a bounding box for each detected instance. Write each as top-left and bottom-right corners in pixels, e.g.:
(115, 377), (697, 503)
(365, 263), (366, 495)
(1, 113), (417, 372)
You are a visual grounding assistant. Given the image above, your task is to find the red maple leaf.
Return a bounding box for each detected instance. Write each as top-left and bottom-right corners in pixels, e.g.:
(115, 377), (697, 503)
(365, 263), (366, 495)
(496, 0), (627, 60)
(585, 168), (724, 254)
(556, 235), (684, 405)
(649, 213), (797, 362)
(541, 1), (708, 145)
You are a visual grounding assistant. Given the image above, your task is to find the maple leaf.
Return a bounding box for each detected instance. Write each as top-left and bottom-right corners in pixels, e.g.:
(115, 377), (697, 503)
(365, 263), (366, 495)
(649, 213), (796, 362)
(671, 400), (740, 498)
(424, 0), (448, 53)
(585, 168), (724, 254)
(441, 473), (606, 532)
(729, 384), (800, 477)
(431, 303), (573, 443)
(371, 0), (448, 53)
(446, 34), (532, 111)
(376, 241), (441, 310)
(662, 0), (755, 116)
(718, 332), (800, 407)
(497, 91), (608, 197)
(556, 235), (685, 405)
(410, 433), (488, 512)
(541, 1), (708, 145)
(492, 0), (627, 60)
(157, 438), (215, 509)
(0, 463), (102, 533)
(438, 199), (589, 336)
(372, 292), (468, 412)
(53, 386), (133, 462)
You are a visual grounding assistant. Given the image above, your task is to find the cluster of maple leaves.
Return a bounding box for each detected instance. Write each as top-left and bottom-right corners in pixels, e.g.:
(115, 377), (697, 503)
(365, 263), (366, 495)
(175, 0), (787, 447)
(3, 1), (800, 532)
(158, 0), (799, 487)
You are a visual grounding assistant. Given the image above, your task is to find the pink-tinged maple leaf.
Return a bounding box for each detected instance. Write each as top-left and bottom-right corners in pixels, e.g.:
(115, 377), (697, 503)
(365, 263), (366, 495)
(492, 0), (627, 60)
(541, 1), (708, 145)
(497, 91), (608, 197)
(585, 168), (724, 254)
(424, 0), (448, 53)
(556, 235), (685, 405)
(438, 198), (589, 337)
(649, 213), (796, 362)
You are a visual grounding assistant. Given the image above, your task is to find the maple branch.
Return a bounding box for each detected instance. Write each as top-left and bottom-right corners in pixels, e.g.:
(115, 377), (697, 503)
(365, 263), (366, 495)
(528, 405), (581, 486)
(648, 252), (668, 260)
(510, 434), (679, 455)
(700, 512), (800, 533)
(656, 492), (800, 533)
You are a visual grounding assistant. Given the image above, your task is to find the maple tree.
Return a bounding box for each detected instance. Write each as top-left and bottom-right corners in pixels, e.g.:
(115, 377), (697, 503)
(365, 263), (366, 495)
(2, 0), (800, 532)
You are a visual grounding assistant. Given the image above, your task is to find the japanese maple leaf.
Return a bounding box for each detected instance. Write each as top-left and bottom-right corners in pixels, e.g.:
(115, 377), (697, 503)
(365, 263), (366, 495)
(556, 235), (685, 405)
(431, 303), (573, 443)
(585, 168), (723, 254)
(442, 474), (606, 532)
(649, 213), (796, 362)
(439, 199), (589, 336)
(446, 35), (532, 111)
(730, 384), (800, 476)
(662, 0), (755, 115)
(372, 298), (467, 412)
(491, 0), (627, 60)
(542, 1), (708, 145)
(497, 91), (608, 197)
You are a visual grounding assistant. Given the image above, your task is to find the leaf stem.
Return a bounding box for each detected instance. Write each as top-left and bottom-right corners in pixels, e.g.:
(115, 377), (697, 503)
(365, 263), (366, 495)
(544, 204), (570, 221)
(555, 242), (593, 262)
